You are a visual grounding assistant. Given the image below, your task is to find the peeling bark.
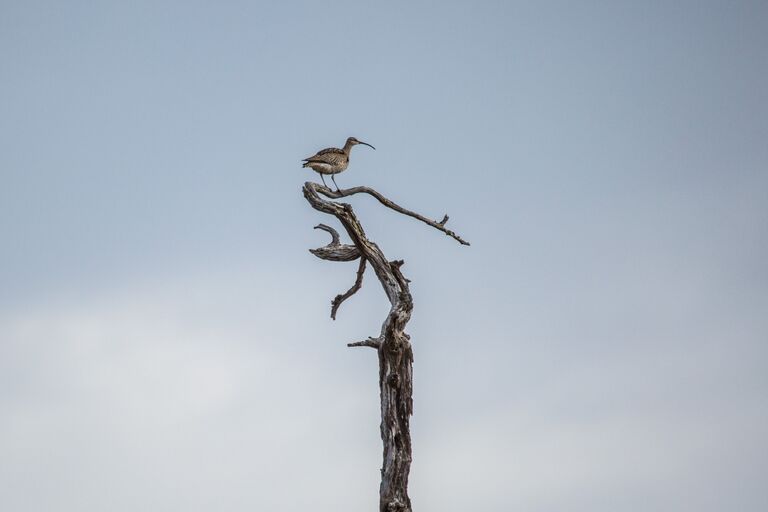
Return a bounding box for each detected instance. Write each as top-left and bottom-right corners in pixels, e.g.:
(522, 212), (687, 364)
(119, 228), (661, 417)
(304, 182), (468, 512)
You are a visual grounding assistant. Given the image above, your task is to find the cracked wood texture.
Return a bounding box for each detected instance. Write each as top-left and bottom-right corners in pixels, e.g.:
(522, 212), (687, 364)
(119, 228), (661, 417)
(304, 182), (468, 512)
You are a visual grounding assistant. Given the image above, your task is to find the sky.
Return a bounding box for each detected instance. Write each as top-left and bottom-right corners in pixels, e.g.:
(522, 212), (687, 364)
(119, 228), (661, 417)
(1, 1), (767, 510)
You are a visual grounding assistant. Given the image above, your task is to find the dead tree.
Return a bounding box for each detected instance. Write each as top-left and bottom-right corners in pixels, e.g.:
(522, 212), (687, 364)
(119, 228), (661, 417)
(303, 182), (469, 512)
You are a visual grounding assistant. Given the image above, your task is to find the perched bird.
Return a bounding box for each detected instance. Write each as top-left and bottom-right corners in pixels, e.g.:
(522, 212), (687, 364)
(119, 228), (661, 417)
(302, 137), (375, 191)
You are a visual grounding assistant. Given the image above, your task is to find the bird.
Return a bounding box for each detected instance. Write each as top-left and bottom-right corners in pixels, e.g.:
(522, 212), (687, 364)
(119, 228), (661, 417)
(302, 137), (375, 191)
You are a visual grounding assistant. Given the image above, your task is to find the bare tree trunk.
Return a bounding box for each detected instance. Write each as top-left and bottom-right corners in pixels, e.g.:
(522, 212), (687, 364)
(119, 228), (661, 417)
(303, 182), (468, 512)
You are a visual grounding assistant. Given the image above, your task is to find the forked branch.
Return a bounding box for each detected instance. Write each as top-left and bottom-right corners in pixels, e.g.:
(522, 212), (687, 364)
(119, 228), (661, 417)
(309, 223), (365, 319)
(310, 224), (360, 262)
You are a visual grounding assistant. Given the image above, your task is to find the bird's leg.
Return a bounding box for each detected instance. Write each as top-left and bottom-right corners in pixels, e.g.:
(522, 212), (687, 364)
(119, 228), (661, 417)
(320, 174), (329, 189)
(331, 175), (343, 195)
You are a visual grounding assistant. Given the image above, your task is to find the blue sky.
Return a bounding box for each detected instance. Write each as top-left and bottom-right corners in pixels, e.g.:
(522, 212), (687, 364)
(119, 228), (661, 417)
(1, 1), (767, 511)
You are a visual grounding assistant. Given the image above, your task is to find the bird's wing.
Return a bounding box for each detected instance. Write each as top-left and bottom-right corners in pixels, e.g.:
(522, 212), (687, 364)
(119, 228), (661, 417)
(302, 148), (346, 164)
(316, 147), (345, 156)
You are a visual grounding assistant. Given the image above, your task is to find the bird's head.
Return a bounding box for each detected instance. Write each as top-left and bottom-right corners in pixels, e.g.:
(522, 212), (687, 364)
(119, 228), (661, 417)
(347, 137), (375, 150)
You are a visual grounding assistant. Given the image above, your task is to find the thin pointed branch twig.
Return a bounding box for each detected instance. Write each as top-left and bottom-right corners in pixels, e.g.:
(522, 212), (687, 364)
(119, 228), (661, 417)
(314, 223), (341, 245)
(315, 184), (470, 246)
(331, 257), (367, 320)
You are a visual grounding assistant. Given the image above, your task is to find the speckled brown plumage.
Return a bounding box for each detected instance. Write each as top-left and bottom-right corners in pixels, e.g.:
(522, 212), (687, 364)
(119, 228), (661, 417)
(302, 136), (375, 190)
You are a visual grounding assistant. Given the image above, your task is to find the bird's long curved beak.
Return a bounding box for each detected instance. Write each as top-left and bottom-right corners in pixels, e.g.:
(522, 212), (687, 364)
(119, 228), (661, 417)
(359, 141), (376, 150)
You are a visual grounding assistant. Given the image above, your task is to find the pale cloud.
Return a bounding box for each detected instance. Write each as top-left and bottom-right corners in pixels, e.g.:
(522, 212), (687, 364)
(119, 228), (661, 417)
(0, 273), (382, 511)
(1, 262), (766, 512)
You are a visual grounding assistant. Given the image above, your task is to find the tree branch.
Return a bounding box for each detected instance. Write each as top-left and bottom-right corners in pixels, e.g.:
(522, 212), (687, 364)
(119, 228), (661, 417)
(347, 336), (382, 349)
(315, 223), (341, 245)
(331, 257), (367, 320)
(315, 184), (470, 246)
(309, 223), (361, 262)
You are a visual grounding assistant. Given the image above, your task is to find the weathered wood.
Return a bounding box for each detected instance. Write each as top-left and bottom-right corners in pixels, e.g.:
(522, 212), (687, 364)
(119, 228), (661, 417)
(304, 181), (468, 512)
(316, 184), (470, 246)
(331, 257), (367, 320)
(309, 224), (361, 262)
